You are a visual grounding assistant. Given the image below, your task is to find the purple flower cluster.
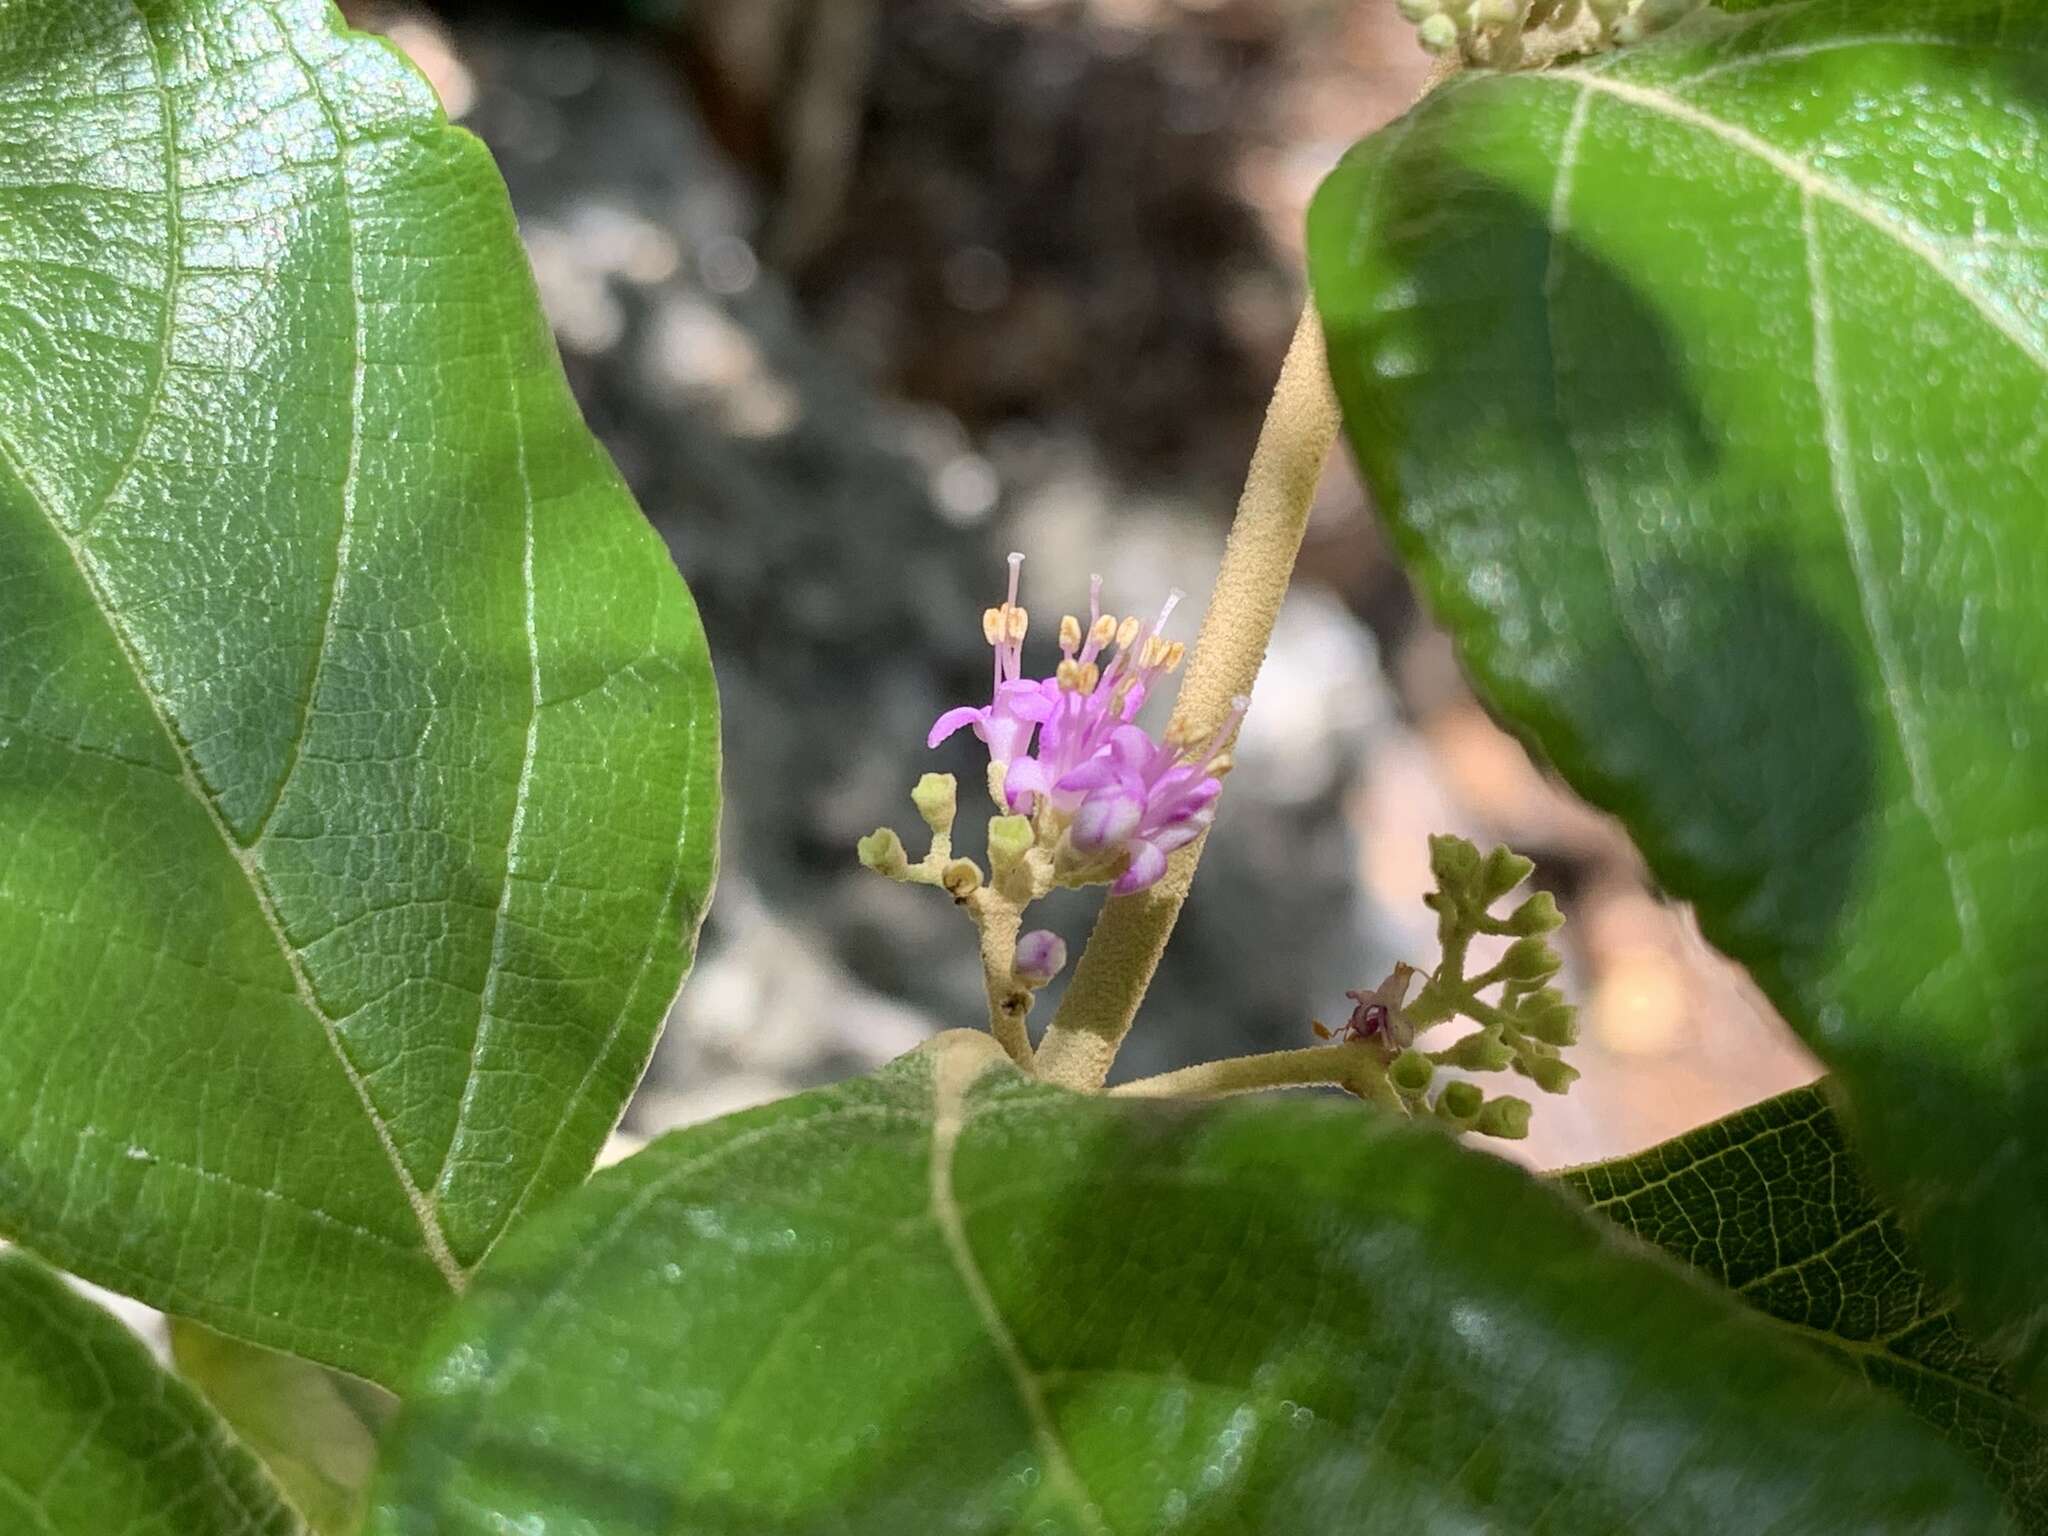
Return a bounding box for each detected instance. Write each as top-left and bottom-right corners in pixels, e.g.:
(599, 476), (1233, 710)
(929, 556), (1241, 895)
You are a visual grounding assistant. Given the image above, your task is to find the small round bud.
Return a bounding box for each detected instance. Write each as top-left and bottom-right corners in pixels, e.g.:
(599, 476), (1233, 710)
(1475, 1097), (1532, 1140)
(1428, 834), (1483, 894)
(1417, 13), (1461, 50)
(1480, 846), (1536, 902)
(1475, 0), (1517, 23)
(1529, 1056), (1580, 1095)
(1390, 1048), (1435, 1096)
(1435, 1080), (1484, 1124)
(1442, 1030), (1515, 1073)
(912, 773), (958, 833)
(1521, 992), (1579, 1048)
(1506, 890), (1564, 936)
(987, 814), (1035, 874)
(1499, 937), (1561, 984)
(857, 828), (909, 879)
(1014, 929), (1068, 988)
(1395, 0), (1440, 20)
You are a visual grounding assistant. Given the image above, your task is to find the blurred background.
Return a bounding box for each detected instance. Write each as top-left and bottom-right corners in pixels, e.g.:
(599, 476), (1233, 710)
(343, 0), (1817, 1170)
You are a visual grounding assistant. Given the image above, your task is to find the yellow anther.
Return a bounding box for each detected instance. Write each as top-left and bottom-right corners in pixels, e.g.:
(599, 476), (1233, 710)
(1056, 658), (1080, 690)
(1079, 661), (1100, 692)
(982, 607), (1004, 645)
(1007, 605), (1029, 642)
(1164, 640), (1186, 670)
(1207, 752), (1234, 777)
(1115, 616), (1141, 650)
(1089, 615), (1117, 649)
(1141, 635), (1172, 669)
(1059, 614), (1082, 651)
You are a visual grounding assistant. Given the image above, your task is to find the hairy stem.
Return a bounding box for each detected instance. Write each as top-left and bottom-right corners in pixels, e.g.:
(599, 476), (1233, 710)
(970, 892), (1034, 1070)
(1110, 1047), (1400, 1108)
(1034, 303), (1341, 1091)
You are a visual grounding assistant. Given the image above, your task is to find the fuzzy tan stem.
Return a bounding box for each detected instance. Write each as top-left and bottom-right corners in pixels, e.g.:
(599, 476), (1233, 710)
(970, 892), (1034, 1069)
(1110, 1046), (1400, 1108)
(1034, 304), (1341, 1091)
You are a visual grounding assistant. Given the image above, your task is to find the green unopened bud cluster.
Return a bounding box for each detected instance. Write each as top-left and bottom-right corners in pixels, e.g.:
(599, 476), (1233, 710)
(1398, 0), (1708, 65)
(1337, 834), (1581, 1142)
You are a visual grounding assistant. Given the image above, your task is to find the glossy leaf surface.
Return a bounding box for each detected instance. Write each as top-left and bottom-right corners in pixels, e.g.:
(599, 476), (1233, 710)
(369, 1034), (1998, 1535)
(0, 0), (718, 1382)
(1565, 1085), (2048, 1530)
(1309, 0), (2048, 1393)
(0, 1249), (304, 1535)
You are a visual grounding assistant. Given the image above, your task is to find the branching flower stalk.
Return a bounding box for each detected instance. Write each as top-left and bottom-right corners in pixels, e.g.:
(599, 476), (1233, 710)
(1111, 835), (1579, 1140)
(858, 304), (1579, 1141)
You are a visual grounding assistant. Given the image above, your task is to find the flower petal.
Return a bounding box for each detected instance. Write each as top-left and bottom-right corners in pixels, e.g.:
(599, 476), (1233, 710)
(1072, 786), (1144, 853)
(928, 705), (987, 749)
(1112, 839), (1170, 894)
(1003, 756), (1051, 808)
(996, 679), (1058, 722)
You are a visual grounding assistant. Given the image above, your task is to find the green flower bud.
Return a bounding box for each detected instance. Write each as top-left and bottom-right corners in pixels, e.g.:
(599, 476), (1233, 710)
(1435, 1080), (1483, 1125)
(987, 814), (1034, 874)
(1529, 1056), (1580, 1095)
(1417, 13), (1460, 50)
(1475, 0), (1518, 23)
(1475, 1096), (1532, 1140)
(1520, 990), (1579, 1047)
(1506, 890), (1564, 936)
(1498, 936), (1561, 984)
(1395, 0), (1441, 20)
(1390, 1048), (1435, 1096)
(1479, 845), (1536, 902)
(1428, 834), (1483, 896)
(857, 827), (909, 879)
(912, 773), (958, 834)
(1441, 1030), (1515, 1073)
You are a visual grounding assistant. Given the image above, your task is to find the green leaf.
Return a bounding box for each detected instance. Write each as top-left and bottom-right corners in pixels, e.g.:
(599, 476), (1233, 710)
(1562, 1085), (2048, 1531)
(0, 1), (718, 1383)
(367, 1033), (2000, 1534)
(1308, 0), (2048, 1396)
(171, 1320), (396, 1536)
(0, 1248), (305, 1535)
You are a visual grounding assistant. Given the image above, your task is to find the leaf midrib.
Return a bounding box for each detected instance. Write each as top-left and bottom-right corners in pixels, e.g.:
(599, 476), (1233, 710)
(0, 2), (460, 1287)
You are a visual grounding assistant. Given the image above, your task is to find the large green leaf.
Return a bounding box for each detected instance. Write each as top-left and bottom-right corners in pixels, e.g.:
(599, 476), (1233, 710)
(1563, 1085), (2048, 1530)
(0, 0), (718, 1383)
(1308, 0), (2048, 1395)
(368, 1033), (2000, 1534)
(0, 1248), (305, 1535)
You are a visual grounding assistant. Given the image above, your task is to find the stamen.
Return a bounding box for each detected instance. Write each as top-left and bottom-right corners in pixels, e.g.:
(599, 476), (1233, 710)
(1056, 659), (1101, 693)
(1059, 614), (1082, 653)
(1007, 605), (1029, 643)
(1164, 640), (1186, 670)
(1114, 615), (1141, 651)
(982, 607), (1004, 645)
(1088, 615), (1117, 650)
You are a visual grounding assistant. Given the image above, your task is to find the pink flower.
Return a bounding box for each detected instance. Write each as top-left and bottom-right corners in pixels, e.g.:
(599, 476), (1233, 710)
(929, 557), (1240, 895)
(927, 553), (1055, 771)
